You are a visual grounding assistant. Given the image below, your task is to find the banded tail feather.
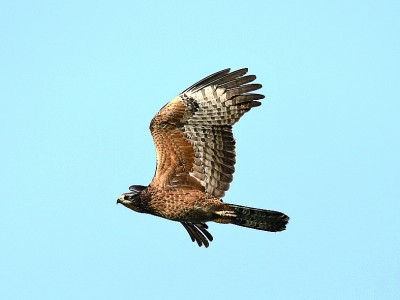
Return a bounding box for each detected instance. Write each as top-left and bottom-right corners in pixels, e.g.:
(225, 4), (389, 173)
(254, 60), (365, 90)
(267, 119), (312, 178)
(228, 204), (289, 232)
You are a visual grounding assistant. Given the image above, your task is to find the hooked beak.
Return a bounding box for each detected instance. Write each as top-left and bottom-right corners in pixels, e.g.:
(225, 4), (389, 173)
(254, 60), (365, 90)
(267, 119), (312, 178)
(116, 198), (123, 205)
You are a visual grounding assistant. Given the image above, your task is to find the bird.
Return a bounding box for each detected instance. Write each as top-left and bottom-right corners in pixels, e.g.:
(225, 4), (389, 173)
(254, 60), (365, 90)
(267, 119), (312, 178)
(117, 68), (289, 247)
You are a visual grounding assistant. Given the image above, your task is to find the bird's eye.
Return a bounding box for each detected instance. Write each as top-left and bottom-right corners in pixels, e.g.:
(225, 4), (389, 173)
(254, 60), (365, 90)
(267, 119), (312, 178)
(124, 195), (129, 200)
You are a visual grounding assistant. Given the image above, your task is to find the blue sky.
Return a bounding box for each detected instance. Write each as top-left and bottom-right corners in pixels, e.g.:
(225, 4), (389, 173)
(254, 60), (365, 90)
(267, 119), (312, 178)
(1, 1), (399, 299)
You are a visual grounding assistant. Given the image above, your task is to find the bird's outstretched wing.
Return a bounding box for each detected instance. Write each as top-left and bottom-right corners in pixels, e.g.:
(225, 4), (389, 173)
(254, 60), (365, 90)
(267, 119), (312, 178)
(181, 222), (213, 248)
(149, 68), (264, 197)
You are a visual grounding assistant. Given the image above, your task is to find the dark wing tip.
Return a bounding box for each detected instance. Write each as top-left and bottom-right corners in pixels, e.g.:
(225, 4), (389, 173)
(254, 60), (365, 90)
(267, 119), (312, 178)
(181, 222), (213, 248)
(181, 68), (231, 94)
(129, 185), (147, 192)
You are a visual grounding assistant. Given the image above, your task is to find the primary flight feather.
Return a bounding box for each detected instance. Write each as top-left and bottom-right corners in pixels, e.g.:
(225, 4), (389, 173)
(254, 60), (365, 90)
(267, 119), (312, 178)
(117, 68), (289, 247)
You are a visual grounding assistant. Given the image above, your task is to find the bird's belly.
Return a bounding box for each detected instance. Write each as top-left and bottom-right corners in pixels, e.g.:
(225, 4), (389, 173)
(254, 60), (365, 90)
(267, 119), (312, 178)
(147, 191), (223, 222)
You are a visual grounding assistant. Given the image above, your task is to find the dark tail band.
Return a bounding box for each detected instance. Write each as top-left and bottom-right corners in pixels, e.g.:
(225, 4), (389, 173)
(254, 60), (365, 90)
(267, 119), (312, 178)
(228, 204), (289, 232)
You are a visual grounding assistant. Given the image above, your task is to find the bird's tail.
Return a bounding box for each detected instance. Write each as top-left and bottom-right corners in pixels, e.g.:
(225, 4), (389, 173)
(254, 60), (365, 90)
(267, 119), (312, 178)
(227, 204), (289, 232)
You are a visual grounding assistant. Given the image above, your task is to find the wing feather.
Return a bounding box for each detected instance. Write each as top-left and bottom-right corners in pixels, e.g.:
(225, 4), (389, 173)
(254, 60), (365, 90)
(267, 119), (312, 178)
(181, 68), (231, 94)
(149, 68), (263, 197)
(181, 222), (213, 248)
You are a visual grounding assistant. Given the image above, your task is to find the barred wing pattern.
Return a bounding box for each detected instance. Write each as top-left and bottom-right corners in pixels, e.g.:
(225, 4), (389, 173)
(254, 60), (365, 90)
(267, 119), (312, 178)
(149, 68), (264, 198)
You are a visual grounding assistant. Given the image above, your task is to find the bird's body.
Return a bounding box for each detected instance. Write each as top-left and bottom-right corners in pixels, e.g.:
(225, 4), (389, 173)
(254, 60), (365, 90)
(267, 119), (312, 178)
(125, 186), (223, 222)
(118, 68), (289, 247)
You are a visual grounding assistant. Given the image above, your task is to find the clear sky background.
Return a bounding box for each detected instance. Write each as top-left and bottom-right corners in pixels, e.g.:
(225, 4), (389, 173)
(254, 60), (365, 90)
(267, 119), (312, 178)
(1, 1), (399, 299)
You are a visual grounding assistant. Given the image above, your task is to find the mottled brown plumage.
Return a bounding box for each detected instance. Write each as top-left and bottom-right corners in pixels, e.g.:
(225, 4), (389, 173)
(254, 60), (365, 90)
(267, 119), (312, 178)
(117, 68), (289, 247)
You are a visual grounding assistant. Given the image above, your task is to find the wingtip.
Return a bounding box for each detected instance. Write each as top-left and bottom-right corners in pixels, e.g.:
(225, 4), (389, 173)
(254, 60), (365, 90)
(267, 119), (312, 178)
(252, 101), (262, 107)
(181, 222), (213, 248)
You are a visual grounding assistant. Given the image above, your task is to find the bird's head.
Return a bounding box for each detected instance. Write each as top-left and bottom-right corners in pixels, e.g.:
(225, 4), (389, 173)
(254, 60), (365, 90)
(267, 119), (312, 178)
(117, 185), (147, 213)
(117, 192), (143, 212)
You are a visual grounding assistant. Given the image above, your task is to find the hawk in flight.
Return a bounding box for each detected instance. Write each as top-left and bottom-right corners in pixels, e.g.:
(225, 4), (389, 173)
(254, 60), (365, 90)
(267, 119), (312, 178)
(117, 68), (289, 247)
